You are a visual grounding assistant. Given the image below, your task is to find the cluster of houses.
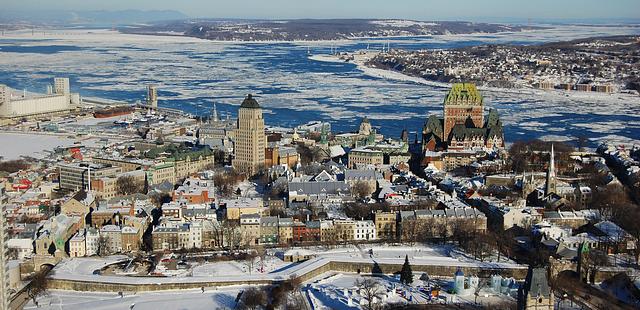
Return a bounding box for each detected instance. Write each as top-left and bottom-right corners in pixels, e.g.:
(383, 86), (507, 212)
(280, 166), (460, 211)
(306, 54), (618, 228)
(598, 143), (640, 190)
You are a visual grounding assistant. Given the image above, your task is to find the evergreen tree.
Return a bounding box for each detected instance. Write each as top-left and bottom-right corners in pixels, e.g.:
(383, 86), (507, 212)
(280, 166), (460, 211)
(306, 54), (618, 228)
(143, 174), (149, 194)
(400, 255), (413, 285)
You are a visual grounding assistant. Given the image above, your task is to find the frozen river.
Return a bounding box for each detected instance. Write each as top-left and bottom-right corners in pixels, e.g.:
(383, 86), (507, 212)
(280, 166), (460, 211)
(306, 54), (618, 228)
(1, 24), (639, 147)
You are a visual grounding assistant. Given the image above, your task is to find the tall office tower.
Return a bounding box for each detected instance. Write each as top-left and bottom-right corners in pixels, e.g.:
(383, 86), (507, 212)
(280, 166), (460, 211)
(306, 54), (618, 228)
(0, 85), (8, 106)
(443, 83), (484, 139)
(147, 85), (158, 108)
(0, 203), (9, 310)
(233, 94), (266, 176)
(53, 77), (70, 96)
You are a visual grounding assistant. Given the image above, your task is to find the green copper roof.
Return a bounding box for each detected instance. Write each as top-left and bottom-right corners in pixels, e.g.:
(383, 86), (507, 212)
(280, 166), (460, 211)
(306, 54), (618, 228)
(444, 83), (483, 106)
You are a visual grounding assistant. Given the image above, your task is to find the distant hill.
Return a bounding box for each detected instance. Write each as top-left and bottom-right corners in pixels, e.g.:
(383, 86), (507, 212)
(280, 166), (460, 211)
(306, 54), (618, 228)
(120, 19), (539, 41)
(0, 9), (188, 26)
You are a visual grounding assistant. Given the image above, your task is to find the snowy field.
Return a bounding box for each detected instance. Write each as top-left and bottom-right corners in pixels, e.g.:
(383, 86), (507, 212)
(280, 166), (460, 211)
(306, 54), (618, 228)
(0, 131), (116, 160)
(304, 272), (516, 309)
(49, 244), (520, 286)
(292, 243), (516, 266)
(1, 25), (639, 146)
(0, 132), (76, 160)
(191, 254), (289, 277)
(24, 287), (242, 310)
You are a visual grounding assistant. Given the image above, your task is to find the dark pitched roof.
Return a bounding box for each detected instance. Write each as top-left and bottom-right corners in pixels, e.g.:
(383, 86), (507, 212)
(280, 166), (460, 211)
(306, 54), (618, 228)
(423, 114), (444, 140)
(240, 94), (261, 109)
(487, 124), (503, 139)
(523, 267), (551, 298)
(485, 108), (501, 127)
(450, 124), (487, 140)
(72, 189), (88, 202)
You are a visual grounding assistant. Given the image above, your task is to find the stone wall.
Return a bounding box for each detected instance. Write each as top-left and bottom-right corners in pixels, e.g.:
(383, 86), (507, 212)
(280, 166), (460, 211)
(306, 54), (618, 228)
(549, 257), (626, 283)
(327, 261), (528, 279)
(48, 278), (275, 292)
(48, 259), (527, 293)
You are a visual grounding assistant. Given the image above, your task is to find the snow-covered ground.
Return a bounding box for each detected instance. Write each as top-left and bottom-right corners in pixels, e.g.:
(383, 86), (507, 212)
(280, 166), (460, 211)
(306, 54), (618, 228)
(191, 254), (289, 277)
(49, 244), (521, 286)
(0, 132), (75, 160)
(304, 271), (516, 310)
(235, 180), (262, 198)
(0, 131), (118, 160)
(23, 287), (242, 310)
(292, 243), (515, 265)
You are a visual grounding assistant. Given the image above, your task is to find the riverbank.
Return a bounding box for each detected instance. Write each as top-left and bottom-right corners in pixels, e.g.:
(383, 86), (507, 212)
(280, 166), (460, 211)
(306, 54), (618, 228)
(309, 51), (640, 103)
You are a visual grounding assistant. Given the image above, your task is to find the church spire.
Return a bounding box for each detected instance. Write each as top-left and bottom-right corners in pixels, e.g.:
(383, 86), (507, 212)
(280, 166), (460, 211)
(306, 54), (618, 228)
(545, 144), (557, 196)
(550, 144), (556, 176)
(211, 103), (218, 122)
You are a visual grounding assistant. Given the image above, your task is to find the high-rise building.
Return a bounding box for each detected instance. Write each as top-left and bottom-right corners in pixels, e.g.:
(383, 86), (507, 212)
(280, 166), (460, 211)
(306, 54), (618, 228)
(0, 85), (8, 105)
(147, 85), (158, 108)
(54, 77), (70, 96)
(545, 144), (557, 196)
(0, 203), (9, 310)
(443, 83), (484, 139)
(233, 94), (266, 175)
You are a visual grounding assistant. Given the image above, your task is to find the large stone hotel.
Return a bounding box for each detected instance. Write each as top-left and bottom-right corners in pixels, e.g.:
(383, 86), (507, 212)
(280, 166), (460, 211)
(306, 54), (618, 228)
(421, 83), (505, 170)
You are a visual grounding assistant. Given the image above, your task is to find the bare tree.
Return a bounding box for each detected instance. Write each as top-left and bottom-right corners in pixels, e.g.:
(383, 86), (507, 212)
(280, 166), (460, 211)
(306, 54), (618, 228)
(271, 275), (303, 309)
(586, 249), (610, 283)
(436, 221), (449, 244)
(285, 293), (307, 309)
(591, 183), (628, 218)
(7, 247), (19, 260)
(27, 269), (50, 306)
(351, 180), (372, 200)
(473, 278), (487, 304)
(356, 277), (385, 310)
(244, 251), (258, 275)
(400, 220), (418, 246)
(255, 245), (267, 273)
(238, 287), (267, 310)
(214, 168), (245, 197)
(0, 159), (30, 173)
(98, 235), (110, 256)
(417, 218), (437, 242)
(267, 180), (288, 199)
(219, 221), (242, 250)
(470, 233), (495, 262)
(116, 175), (143, 195)
(149, 192), (171, 207)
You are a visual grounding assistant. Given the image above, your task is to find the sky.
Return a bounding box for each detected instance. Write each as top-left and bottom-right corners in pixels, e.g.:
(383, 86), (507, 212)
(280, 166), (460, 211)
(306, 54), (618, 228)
(4, 0), (640, 21)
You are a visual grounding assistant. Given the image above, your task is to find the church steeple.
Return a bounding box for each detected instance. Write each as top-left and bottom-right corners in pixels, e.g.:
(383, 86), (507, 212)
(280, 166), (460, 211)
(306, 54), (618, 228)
(545, 144), (557, 196)
(211, 103), (218, 122)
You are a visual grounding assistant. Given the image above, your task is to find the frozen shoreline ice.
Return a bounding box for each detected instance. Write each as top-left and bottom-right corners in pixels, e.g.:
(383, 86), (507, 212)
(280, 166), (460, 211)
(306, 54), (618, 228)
(1, 26), (639, 146)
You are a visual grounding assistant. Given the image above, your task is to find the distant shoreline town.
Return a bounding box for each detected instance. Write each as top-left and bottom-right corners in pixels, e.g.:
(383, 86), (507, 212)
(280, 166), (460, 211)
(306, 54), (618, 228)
(365, 35), (640, 95)
(118, 19), (538, 41)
